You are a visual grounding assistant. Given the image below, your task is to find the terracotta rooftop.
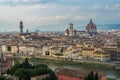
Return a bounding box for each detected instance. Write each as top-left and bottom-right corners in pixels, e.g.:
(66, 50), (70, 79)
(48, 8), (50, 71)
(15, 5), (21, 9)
(55, 68), (106, 78)
(82, 48), (95, 51)
(55, 68), (88, 78)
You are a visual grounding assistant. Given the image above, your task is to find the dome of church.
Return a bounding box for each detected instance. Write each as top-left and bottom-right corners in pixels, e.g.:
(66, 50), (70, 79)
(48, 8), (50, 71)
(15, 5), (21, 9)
(69, 23), (73, 25)
(86, 19), (97, 32)
(74, 29), (77, 32)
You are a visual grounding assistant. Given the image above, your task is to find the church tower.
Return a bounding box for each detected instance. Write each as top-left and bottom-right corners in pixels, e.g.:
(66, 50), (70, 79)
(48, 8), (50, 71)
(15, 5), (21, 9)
(19, 21), (23, 34)
(69, 23), (73, 36)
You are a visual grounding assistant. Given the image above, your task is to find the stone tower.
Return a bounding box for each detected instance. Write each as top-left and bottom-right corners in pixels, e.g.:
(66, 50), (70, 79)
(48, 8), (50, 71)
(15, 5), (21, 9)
(26, 29), (29, 34)
(69, 23), (73, 36)
(19, 21), (23, 34)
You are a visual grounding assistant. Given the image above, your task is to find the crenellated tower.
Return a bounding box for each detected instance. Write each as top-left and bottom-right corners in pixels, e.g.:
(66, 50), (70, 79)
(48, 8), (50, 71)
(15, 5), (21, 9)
(19, 21), (23, 34)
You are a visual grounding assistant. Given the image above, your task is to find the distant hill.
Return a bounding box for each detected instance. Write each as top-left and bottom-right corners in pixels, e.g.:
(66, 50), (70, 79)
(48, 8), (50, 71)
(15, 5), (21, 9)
(31, 24), (120, 32)
(97, 24), (120, 30)
(76, 24), (120, 31)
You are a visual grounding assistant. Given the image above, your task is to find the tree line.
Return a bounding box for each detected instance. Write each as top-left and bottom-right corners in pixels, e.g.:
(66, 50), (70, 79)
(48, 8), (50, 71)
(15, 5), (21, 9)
(85, 71), (99, 80)
(7, 58), (57, 80)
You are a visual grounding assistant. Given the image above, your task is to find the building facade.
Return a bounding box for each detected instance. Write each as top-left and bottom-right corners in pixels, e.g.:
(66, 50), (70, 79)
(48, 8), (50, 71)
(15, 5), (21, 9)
(64, 23), (77, 37)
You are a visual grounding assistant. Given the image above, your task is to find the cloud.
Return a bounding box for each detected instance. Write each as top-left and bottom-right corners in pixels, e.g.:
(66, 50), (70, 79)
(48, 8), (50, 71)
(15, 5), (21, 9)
(114, 4), (120, 8)
(74, 16), (87, 20)
(26, 15), (70, 22)
(0, 0), (57, 6)
(0, 0), (120, 31)
(71, 6), (81, 11)
(91, 5), (102, 10)
(25, 14), (88, 25)
(105, 6), (109, 9)
(116, 13), (120, 18)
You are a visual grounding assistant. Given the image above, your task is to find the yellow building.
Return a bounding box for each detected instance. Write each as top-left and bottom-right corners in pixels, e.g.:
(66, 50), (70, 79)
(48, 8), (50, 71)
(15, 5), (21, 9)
(67, 46), (73, 51)
(49, 46), (64, 56)
(2, 45), (18, 53)
(11, 45), (18, 53)
(82, 48), (95, 60)
(82, 47), (110, 61)
(93, 51), (110, 61)
(76, 44), (83, 48)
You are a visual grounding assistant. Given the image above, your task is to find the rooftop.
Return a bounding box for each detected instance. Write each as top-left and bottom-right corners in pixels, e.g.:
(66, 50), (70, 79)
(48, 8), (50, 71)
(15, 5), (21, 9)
(55, 68), (106, 78)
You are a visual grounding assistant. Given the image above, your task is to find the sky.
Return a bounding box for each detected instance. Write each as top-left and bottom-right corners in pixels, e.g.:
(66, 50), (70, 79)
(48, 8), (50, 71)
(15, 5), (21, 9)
(0, 0), (120, 32)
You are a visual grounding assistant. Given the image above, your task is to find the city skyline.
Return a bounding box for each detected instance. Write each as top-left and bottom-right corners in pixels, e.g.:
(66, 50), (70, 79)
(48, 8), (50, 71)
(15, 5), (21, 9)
(0, 0), (120, 31)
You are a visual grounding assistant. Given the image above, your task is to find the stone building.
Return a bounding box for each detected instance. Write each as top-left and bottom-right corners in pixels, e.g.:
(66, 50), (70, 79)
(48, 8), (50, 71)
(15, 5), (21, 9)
(64, 23), (77, 37)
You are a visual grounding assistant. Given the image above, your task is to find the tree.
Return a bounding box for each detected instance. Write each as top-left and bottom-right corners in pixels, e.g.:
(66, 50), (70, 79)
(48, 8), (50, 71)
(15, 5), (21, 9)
(43, 71), (57, 80)
(7, 63), (21, 75)
(90, 71), (94, 80)
(15, 68), (30, 80)
(95, 73), (99, 80)
(0, 76), (11, 80)
(34, 64), (48, 69)
(8, 58), (57, 80)
(84, 71), (99, 80)
(47, 69), (57, 80)
(21, 58), (32, 69)
(87, 74), (90, 80)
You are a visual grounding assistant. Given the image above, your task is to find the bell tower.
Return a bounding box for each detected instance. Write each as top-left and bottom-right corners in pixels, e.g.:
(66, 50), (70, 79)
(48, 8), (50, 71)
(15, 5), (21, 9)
(19, 21), (23, 34)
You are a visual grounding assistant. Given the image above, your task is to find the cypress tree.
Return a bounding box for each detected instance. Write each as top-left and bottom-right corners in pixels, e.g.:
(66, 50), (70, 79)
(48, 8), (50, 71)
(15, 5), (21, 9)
(21, 58), (32, 69)
(90, 71), (94, 80)
(95, 72), (99, 80)
(87, 74), (90, 80)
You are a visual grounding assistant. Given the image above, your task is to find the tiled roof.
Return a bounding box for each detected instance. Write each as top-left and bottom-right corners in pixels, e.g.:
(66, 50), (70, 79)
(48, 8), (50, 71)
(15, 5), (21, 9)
(86, 19), (97, 31)
(55, 68), (88, 78)
(55, 68), (106, 78)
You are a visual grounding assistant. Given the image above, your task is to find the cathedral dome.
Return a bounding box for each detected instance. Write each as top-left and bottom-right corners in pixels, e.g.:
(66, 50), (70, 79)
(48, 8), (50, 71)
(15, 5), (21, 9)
(86, 19), (97, 32)
(74, 29), (77, 32)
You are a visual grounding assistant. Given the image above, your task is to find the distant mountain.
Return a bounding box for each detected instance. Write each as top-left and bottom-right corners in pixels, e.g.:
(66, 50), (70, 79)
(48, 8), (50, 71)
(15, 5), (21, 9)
(31, 24), (120, 32)
(97, 24), (120, 30)
(76, 24), (120, 31)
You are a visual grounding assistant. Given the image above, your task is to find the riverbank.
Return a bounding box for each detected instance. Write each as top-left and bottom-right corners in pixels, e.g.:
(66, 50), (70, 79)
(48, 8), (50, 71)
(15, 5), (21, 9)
(28, 57), (115, 69)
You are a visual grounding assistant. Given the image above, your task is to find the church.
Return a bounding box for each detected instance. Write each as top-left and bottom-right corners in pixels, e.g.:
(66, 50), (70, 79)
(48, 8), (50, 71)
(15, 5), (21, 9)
(64, 23), (77, 37)
(64, 19), (98, 37)
(86, 19), (98, 36)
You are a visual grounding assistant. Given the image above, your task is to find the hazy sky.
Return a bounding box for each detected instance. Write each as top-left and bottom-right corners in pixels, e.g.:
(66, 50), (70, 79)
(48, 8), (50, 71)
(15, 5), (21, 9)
(0, 0), (120, 31)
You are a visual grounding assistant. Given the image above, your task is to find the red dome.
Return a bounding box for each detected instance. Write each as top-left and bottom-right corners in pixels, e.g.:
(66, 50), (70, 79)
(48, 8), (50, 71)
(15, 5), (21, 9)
(86, 19), (97, 31)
